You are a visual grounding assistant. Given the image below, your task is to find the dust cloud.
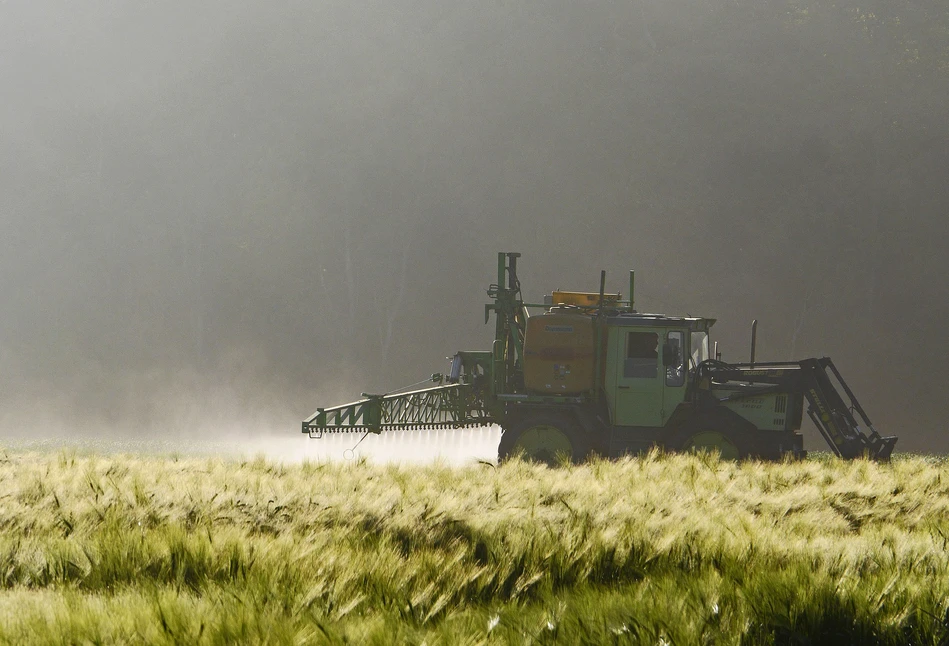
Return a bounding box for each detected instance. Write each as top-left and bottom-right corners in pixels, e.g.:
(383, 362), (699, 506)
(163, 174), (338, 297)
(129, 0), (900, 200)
(1, 0), (947, 455)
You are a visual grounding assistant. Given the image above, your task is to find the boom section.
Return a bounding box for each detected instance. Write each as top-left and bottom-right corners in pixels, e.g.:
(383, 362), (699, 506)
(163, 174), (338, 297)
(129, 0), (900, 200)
(301, 383), (493, 437)
(697, 357), (897, 460)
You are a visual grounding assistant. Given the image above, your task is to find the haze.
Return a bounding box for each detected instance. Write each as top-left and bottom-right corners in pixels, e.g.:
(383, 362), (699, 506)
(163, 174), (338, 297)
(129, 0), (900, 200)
(2, 0), (946, 455)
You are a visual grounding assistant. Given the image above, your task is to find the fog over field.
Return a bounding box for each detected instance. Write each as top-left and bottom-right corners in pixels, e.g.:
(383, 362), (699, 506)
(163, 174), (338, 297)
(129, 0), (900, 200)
(1, 0), (947, 455)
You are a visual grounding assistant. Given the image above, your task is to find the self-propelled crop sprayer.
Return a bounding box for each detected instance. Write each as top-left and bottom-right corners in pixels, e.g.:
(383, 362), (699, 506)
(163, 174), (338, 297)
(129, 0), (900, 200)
(302, 252), (896, 461)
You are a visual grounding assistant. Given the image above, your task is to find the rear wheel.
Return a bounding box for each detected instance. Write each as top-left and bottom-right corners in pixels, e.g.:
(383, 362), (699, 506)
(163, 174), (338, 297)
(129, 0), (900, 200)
(498, 414), (587, 465)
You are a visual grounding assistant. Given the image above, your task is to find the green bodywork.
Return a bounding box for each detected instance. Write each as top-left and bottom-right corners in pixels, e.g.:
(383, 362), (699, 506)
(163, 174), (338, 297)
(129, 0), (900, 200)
(719, 391), (795, 431)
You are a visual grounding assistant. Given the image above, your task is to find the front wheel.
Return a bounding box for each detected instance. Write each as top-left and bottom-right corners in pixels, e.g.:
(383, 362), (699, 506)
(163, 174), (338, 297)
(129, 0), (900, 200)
(498, 414), (588, 465)
(675, 429), (743, 459)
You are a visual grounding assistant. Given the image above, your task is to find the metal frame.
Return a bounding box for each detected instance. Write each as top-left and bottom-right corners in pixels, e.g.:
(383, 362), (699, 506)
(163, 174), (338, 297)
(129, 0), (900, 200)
(302, 383), (492, 437)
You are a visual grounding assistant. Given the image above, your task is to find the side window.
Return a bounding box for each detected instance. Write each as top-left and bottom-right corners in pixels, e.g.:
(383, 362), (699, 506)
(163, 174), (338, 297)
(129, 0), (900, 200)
(624, 332), (658, 378)
(665, 331), (686, 387)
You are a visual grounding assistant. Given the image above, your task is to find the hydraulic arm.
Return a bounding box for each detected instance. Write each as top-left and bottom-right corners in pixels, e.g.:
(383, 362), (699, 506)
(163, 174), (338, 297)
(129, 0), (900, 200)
(695, 357), (897, 459)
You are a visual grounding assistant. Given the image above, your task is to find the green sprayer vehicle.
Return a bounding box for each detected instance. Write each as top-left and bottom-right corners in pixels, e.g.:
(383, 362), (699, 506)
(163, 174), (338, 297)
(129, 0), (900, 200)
(303, 252), (896, 461)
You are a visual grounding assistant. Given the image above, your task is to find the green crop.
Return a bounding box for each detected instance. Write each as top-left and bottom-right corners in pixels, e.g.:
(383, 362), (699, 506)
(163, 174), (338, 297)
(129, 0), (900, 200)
(0, 447), (947, 644)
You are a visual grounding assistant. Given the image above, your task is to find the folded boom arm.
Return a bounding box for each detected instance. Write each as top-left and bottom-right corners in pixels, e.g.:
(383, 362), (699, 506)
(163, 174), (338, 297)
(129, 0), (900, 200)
(301, 382), (494, 437)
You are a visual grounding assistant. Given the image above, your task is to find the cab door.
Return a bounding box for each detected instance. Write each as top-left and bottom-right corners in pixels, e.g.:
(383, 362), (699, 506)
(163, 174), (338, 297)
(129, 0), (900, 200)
(609, 328), (664, 426)
(607, 328), (688, 427)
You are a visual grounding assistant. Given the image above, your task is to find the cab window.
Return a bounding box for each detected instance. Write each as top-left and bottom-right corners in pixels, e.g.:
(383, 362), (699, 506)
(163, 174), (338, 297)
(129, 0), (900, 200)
(624, 332), (658, 378)
(665, 331), (686, 387)
(690, 331), (709, 368)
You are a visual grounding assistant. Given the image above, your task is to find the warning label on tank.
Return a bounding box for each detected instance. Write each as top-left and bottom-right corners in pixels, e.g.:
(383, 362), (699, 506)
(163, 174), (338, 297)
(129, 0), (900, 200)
(544, 325), (574, 333)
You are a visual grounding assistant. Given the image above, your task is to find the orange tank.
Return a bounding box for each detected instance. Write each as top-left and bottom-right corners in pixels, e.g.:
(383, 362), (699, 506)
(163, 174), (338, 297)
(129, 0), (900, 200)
(523, 311), (596, 394)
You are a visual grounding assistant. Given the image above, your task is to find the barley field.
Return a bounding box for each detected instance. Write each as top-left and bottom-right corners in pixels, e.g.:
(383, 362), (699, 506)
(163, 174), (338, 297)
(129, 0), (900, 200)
(0, 446), (948, 645)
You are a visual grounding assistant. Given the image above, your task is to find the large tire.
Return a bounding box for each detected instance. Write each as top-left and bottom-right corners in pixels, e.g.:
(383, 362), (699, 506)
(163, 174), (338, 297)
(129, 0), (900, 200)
(666, 419), (749, 460)
(498, 414), (588, 465)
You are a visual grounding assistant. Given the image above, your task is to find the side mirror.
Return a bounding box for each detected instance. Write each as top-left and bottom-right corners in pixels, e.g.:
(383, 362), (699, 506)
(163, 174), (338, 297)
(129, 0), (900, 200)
(662, 343), (680, 367)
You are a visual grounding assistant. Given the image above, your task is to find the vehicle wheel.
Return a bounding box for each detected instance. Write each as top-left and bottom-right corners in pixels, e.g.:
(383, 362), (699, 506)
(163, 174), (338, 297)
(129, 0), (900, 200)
(667, 422), (747, 460)
(677, 430), (742, 459)
(498, 414), (587, 465)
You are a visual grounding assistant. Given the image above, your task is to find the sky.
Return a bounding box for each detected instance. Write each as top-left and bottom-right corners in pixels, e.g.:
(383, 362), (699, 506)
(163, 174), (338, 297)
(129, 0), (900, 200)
(1, 0), (947, 453)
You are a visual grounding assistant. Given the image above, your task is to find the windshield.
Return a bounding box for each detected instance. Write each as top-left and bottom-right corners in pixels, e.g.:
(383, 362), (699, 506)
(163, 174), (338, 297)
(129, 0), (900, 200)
(690, 331), (709, 368)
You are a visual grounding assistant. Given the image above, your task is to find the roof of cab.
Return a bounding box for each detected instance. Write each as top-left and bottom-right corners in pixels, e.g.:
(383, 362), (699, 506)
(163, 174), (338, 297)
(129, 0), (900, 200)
(605, 313), (715, 330)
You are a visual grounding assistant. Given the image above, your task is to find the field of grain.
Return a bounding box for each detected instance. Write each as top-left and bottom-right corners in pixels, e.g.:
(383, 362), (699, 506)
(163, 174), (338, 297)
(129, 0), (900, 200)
(0, 447), (947, 644)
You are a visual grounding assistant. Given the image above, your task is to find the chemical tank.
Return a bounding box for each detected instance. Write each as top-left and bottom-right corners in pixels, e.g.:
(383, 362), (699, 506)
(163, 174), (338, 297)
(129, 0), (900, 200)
(523, 310), (595, 394)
